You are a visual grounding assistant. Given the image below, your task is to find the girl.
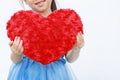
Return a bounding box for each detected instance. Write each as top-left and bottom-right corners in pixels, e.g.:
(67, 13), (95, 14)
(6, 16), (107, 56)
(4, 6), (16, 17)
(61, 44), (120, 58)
(7, 0), (84, 80)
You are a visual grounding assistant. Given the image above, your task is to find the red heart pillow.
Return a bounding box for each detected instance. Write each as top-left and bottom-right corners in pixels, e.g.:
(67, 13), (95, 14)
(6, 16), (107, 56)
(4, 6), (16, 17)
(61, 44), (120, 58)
(6, 9), (83, 64)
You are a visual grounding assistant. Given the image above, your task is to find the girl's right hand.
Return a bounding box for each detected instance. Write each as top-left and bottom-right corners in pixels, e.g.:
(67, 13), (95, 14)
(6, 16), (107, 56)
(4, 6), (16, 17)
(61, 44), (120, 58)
(9, 36), (23, 56)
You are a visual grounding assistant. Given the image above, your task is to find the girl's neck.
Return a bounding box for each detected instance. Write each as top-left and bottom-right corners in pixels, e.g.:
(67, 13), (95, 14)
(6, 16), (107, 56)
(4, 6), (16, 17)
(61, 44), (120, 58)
(38, 8), (52, 17)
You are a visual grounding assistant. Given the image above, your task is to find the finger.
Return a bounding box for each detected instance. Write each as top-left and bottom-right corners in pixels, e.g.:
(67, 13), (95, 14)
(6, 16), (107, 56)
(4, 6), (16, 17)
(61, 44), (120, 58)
(79, 32), (82, 35)
(76, 32), (83, 44)
(77, 32), (81, 40)
(16, 37), (21, 45)
(14, 36), (18, 42)
(20, 47), (24, 53)
(12, 36), (21, 49)
(79, 32), (84, 39)
(77, 34), (80, 43)
(12, 36), (18, 46)
(78, 32), (82, 39)
(18, 43), (24, 55)
(78, 34), (84, 43)
(17, 40), (23, 52)
(77, 32), (80, 36)
(9, 41), (13, 46)
(78, 32), (83, 39)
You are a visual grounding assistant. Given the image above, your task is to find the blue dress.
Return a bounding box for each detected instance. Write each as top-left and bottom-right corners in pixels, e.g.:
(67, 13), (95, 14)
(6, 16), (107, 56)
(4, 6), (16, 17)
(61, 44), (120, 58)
(7, 55), (77, 80)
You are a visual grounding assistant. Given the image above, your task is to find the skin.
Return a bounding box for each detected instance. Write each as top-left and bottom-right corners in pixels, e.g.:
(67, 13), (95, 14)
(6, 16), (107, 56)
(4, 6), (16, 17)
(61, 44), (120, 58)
(10, 0), (84, 64)
(24, 0), (52, 17)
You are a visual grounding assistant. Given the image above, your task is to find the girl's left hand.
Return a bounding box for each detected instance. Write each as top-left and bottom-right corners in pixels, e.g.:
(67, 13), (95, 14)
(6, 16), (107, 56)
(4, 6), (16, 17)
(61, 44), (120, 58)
(74, 32), (84, 49)
(65, 32), (84, 62)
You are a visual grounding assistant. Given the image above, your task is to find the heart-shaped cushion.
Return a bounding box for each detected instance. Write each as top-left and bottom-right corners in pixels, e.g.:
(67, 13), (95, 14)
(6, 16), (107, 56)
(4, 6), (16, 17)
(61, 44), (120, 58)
(7, 9), (83, 64)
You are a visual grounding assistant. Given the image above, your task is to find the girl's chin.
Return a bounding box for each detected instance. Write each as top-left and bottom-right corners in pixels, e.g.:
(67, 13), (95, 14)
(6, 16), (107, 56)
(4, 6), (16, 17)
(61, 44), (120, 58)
(34, 8), (47, 13)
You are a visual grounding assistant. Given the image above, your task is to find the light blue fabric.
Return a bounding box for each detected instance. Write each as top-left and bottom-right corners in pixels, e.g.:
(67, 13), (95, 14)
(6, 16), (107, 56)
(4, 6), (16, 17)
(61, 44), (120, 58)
(7, 55), (76, 80)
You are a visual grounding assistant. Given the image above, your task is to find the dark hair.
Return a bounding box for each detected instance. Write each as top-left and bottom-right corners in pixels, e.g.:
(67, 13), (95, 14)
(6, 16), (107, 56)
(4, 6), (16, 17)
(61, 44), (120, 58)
(51, 0), (57, 11)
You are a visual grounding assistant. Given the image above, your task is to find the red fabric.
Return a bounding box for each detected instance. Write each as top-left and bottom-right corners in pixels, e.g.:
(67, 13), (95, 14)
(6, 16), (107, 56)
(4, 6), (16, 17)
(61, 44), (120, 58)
(7, 9), (83, 64)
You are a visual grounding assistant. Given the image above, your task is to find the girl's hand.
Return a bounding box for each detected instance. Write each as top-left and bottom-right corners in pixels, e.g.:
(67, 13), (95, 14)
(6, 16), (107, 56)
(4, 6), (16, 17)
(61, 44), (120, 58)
(9, 36), (23, 56)
(65, 32), (84, 63)
(74, 32), (84, 49)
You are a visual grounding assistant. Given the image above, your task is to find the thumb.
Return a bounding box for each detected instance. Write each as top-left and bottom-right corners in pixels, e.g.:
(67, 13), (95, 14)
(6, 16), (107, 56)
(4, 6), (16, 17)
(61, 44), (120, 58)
(9, 41), (13, 46)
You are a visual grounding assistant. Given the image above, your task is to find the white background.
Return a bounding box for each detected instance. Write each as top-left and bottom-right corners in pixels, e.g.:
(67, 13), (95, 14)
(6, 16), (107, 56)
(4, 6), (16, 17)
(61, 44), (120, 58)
(0, 0), (120, 80)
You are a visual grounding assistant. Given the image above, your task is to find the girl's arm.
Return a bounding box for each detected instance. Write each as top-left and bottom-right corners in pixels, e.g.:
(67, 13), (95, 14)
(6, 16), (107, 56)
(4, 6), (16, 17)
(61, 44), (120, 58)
(65, 32), (84, 63)
(9, 37), (23, 64)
